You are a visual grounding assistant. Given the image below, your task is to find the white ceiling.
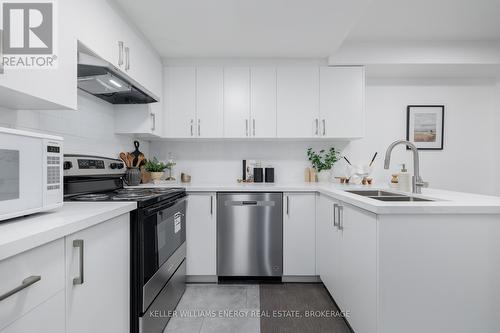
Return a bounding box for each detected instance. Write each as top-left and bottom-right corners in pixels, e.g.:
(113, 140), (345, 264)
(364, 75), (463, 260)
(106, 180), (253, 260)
(114, 0), (372, 58)
(115, 0), (500, 59)
(345, 0), (500, 42)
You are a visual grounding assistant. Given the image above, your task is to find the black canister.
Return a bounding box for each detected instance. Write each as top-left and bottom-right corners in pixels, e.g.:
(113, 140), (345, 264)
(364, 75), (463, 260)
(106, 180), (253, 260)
(253, 167), (264, 183)
(265, 167), (275, 183)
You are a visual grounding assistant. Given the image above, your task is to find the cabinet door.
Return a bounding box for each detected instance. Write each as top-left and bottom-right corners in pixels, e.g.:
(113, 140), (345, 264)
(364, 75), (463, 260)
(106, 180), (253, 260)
(224, 67), (250, 138)
(317, 195), (342, 298)
(339, 203), (377, 333)
(1, 291), (65, 333)
(164, 67), (196, 138)
(283, 193), (316, 275)
(121, 25), (163, 99)
(196, 67), (224, 138)
(65, 214), (130, 333)
(250, 67), (277, 138)
(320, 66), (365, 138)
(73, 0), (123, 69)
(0, 0), (77, 110)
(277, 67), (319, 138)
(186, 193), (216, 276)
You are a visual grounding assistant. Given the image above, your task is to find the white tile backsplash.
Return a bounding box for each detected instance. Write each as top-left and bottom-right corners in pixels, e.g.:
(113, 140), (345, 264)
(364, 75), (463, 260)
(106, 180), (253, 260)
(0, 91), (149, 158)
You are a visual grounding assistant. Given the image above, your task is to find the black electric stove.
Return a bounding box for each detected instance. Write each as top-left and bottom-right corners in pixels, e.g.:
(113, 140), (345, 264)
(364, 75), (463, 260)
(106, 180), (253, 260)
(63, 154), (187, 333)
(67, 186), (185, 208)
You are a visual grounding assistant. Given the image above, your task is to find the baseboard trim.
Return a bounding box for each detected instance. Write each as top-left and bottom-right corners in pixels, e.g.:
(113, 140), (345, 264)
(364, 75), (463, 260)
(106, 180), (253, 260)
(282, 275), (321, 283)
(186, 275), (218, 283)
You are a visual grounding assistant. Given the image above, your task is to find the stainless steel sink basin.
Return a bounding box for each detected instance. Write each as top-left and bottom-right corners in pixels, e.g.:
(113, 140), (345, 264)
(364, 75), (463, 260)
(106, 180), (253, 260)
(368, 196), (434, 202)
(346, 190), (435, 202)
(346, 190), (401, 197)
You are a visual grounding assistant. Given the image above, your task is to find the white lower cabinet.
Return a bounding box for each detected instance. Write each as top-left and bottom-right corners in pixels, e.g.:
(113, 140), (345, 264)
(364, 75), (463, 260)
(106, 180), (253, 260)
(186, 193), (217, 276)
(318, 194), (377, 333)
(65, 214), (130, 333)
(1, 291), (65, 333)
(283, 193), (316, 276)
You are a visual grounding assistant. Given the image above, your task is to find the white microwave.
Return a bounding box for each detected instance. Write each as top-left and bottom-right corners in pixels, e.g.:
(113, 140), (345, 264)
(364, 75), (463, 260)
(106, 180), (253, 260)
(0, 127), (63, 221)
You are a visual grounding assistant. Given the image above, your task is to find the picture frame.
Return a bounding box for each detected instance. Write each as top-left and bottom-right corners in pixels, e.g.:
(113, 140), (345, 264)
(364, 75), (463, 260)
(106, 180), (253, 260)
(406, 105), (444, 150)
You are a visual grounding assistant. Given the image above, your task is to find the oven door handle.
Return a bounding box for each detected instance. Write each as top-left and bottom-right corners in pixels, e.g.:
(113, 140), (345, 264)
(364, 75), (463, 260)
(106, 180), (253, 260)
(143, 196), (187, 217)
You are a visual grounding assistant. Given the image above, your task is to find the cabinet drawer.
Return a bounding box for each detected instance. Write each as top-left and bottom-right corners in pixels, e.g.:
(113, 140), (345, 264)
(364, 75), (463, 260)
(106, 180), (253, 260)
(0, 239), (65, 330)
(0, 291), (65, 333)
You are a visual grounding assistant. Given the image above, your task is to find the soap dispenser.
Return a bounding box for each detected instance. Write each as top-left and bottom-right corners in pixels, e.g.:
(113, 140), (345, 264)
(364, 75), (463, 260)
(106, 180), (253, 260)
(398, 164), (412, 192)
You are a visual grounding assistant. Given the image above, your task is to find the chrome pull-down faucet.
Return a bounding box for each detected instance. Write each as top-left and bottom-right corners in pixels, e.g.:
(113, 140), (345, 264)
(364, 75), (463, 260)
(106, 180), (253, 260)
(384, 140), (428, 194)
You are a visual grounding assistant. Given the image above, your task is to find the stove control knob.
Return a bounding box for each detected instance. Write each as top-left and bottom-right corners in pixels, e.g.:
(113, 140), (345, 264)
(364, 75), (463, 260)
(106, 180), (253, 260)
(63, 161), (73, 170)
(110, 163), (118, 169)
(117, 163), (124, 169)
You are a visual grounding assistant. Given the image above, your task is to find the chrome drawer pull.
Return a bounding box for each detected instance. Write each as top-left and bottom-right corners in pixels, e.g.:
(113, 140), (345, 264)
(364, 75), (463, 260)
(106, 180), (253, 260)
(0, 275), (41, 302)
(73, 239), (84, 285)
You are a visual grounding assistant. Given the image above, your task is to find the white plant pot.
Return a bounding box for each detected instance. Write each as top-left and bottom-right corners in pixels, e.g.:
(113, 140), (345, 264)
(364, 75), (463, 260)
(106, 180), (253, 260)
(317, 170), (331, 182)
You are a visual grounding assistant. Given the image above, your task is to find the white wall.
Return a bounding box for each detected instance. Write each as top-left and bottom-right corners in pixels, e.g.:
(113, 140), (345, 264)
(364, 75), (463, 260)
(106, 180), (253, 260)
(152, 79), (499, 196)
(345, 79), (497, 195)
(0, 91), (149, 158)
(495, 81), (500, 194)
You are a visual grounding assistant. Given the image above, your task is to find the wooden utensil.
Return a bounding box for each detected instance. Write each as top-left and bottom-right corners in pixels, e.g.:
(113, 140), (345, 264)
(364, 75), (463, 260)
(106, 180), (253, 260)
(135, 153), (145, 167)
(119, 152), (129, 167)
(127, 153), (135, 168)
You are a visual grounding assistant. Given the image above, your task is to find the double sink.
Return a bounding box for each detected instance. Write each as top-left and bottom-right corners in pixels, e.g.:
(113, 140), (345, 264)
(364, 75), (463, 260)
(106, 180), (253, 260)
(346, 190), (435, 202)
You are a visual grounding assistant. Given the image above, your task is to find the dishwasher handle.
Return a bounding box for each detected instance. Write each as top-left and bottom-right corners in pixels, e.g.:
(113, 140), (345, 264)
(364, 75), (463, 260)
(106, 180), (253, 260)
(225, 200), (276, 207)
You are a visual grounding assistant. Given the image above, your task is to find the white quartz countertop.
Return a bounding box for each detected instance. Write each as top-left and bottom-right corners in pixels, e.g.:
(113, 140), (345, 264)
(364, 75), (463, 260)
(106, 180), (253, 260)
(129, 182), (500, 215)
(0, 202), (136, 261)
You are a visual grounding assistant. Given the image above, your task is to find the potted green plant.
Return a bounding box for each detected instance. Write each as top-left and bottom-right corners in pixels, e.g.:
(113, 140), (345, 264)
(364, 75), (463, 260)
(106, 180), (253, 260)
(144, 157), (167, 181)
(307, 147), (340, 182)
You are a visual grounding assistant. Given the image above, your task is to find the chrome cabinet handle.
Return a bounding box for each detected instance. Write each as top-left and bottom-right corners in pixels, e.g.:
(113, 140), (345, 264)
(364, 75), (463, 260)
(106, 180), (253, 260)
(286, 196), (290, 216)
(245, 119), (249, 137)
(322, 119), (326, 136)
(333, 203), (338, 228)
(118, 41), (124, 67)
(73, 239), (84, 285)
(315, 118), (319, 136)
(198, 119), (201, 136)
(0, 275), (41, 302)
(150, 113), (156, 131)
(337, 205), (344, 231)
(210, 196), (213, 215)
(253, 119), (256, 136)
(190, 119), (194, 137)
(125, 46), (130, 71)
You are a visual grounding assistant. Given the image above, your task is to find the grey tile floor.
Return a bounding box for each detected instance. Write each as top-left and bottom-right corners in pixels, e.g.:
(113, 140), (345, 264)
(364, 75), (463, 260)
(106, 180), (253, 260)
(164, 284), (260, 333)
(164, 283), (351, 333)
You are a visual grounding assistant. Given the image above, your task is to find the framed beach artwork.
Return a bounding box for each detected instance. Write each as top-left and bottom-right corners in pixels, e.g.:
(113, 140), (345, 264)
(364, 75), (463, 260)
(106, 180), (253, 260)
(406, 105), (444, 150)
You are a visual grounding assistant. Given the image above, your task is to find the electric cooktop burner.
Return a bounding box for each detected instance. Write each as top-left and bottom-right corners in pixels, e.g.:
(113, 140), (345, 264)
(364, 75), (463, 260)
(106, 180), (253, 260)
(67, 187), (186, 206)
(72, 193), (111, 201)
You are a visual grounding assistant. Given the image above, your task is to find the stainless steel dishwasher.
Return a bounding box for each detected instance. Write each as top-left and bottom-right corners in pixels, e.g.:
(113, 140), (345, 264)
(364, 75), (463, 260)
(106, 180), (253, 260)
(217, 192), (283, 278)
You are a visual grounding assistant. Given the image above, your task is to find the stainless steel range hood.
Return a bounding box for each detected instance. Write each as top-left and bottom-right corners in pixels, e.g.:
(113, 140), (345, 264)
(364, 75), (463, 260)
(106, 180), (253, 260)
(77, 43), (158, 104)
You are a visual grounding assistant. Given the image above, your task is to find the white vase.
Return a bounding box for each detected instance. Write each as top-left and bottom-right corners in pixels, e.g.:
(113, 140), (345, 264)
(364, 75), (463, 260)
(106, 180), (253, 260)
(317, 169), (331, 182)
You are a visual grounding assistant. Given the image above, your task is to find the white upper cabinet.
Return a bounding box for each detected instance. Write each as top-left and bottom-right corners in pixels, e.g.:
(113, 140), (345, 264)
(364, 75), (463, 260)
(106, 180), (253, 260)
(250, 67), (277, 138)
(164, 67), (196, 138)
(320, 66), (365, 138)
(74, 0), (162, 100)
(223, 67), (251, 138)
(162, 65), (364, 139)
(119, 24), (163, 99)
(73, 0), (123, 69)
(196, 67), (224, 138)
(0, 0), (77, 110)
(277, 67), (320, 138)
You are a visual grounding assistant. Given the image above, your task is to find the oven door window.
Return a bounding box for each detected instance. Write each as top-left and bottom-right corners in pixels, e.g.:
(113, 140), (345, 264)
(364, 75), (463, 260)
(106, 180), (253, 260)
(0, 150), (20, 201)
(142, 199), (186, 283)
